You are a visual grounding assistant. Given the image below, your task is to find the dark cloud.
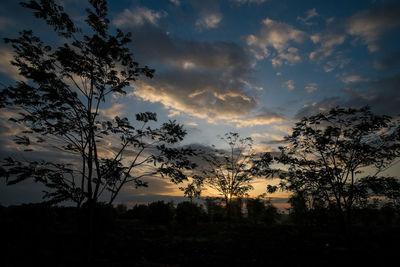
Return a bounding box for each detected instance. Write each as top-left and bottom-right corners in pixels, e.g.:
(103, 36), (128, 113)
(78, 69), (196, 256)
(295, 75), (400, 118)
(0, 180), (48, 206)
(190, 0), (220, 12)
(233, 110), (287, 127)
(346, 5), (400, 52)
(231, 0), (268, 5)
(309, 4), (400, 72)
(295, 97), (343, 119)
(345, 75), (400, 116)
(374, 50), (400, 72)
(118, 24), (258, 121)
(261, 139), (286, 145)
(127, 25), (251, 76)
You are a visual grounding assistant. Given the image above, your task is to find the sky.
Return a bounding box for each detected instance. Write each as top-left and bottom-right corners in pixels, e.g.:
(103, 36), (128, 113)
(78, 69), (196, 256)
(1, 0), (400, 207)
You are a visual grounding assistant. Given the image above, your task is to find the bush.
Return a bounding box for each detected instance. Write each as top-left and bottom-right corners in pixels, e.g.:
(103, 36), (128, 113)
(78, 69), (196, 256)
(146, 201), (175, 224)
(204, 198), (226, 223)
(175, 201), (205, 225)
(247, 198), (280, 225)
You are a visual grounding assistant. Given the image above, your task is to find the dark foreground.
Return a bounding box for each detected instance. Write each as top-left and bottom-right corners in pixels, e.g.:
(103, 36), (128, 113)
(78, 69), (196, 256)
(1, 202), (399, 267)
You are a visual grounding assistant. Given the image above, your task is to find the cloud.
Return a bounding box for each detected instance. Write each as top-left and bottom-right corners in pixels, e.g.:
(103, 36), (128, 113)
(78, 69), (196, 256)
(186, 122), (198, 127)
(232, 111), (287, 128)
(0, 110), (31, 154)
(113, 7), (167, 27)
(0, 16), (13, 30)
(190, 0), (222, 31)
(295, 97), (342, 119)
(309, 6), (400, 70)
(345, 75), (400, 115)
(284, 80), (295, 91)
(297, 8), (319, 25)
(296, 75), (400, 118)
(195, 13), (222, 30)
(118, 176), (182, 198)
(346, 6), (400, 52)
(0, 108), (84, 167)
(272, 124), (293, 135)
(134, 71), (257, 123)
(250, 132), (284, 141)
(231, 0), (268, 4)
(304, 83), (317, 93)
(247, 18), (306, 51)
(0, 46), (26, 82)
(373, 50), (400, 71)
(309, 5), (400, 67)
(340, 74), (368, 84)
(260, 139), (286, 145)
(322, 53), (350, 72)
(120, 24), (258, 123)
(170, 0), (180, 6)
(309, 32), (346, 63)
(129, 26), (251, 76)
(246, 18), (306, 66)
(99, 103), (125, 119)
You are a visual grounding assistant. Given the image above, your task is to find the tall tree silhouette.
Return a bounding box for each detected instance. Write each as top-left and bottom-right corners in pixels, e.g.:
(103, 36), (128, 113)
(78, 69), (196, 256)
(188, 132), (273, 220)
(278, 106), (400, 221)
(0, 0), (195, 206)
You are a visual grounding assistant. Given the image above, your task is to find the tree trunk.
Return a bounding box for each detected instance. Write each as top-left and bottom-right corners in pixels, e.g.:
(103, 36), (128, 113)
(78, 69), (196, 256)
(226, 197), (232, 227)
(85, 199), (96, 264)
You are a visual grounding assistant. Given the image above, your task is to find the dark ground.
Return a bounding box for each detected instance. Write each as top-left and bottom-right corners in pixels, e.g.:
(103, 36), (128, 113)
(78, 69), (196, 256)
(0, 203), (399, 266)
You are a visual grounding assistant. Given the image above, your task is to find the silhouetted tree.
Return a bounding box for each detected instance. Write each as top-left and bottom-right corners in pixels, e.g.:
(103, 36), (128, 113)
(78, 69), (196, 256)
(126, 204), (149, 221)
(246, 197), (265, 224)
(263, 200), (280, 224)
(175, 201), (205, 225)
(287, 192), (310, 225)
(0, 0), (195, 206)
(187, 132), (273, 221)
(179, 177), (202, 202)
(204, 197), (225, 223)
(354, 176), (400, 209)
(279, 106), (400, 222)
(146, 201), (175, 224)
(247, 197), (280, 225)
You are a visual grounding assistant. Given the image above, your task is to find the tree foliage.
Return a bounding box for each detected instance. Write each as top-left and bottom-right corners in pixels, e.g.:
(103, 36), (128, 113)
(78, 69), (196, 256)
(186, 133), (273, 216)
(0, 0), (195, 206)
(278, 106), (400, 214)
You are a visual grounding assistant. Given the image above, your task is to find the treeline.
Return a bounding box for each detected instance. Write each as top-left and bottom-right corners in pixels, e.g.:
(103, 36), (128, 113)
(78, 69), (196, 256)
(1, 200), (399, 266)
(2, 198), (399, 228)
(115, 199), (280, 225)
(0, 199), (280, 228)
(118, 199), (400, 227)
